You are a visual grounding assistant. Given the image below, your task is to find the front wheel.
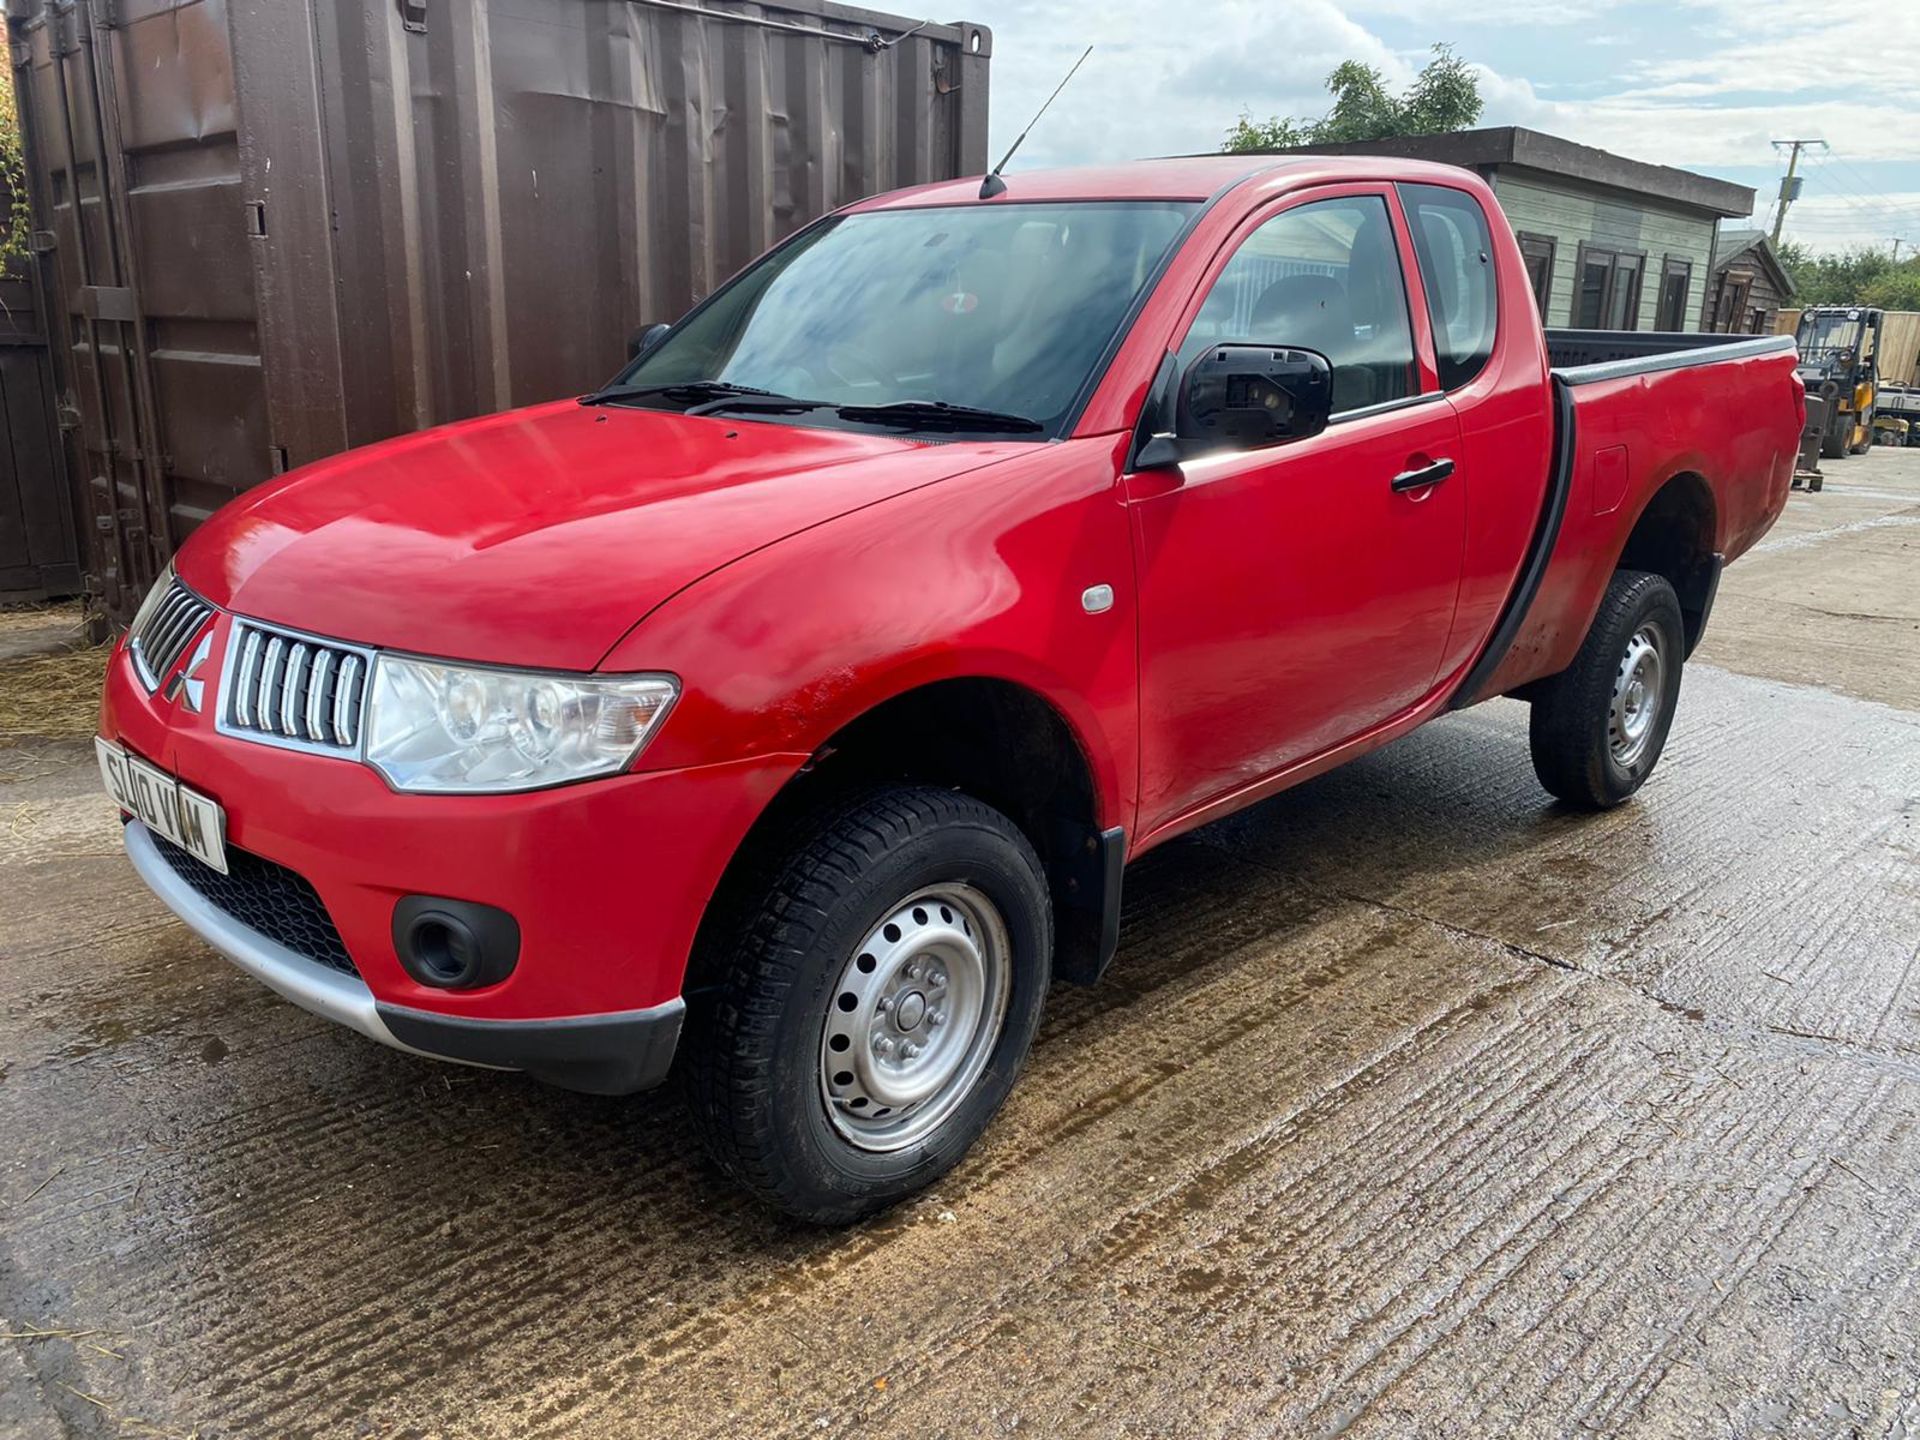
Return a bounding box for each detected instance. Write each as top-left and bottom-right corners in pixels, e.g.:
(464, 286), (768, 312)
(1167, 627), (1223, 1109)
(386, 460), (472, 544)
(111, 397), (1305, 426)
(681, 785), (1052, 1224)
(1527, 569), (1685, 809)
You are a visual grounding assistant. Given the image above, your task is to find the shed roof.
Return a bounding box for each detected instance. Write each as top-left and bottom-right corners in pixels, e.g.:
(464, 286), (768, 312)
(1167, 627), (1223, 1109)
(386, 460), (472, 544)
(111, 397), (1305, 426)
(1263, 126), (1755, 219)
(1710, 227), (1797, 298)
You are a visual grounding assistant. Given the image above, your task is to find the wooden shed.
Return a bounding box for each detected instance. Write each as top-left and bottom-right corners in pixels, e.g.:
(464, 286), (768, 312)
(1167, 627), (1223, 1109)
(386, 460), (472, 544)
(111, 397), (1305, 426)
(1701, 229), (1796, 334)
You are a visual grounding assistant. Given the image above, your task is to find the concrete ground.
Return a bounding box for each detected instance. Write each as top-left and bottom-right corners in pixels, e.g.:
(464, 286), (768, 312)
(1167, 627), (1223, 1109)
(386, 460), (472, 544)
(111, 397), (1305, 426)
(2, 448), (1918, 1439)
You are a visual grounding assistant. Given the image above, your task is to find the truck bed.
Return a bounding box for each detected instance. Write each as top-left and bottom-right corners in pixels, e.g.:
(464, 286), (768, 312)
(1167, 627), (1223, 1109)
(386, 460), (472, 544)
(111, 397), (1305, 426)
(1463, 329), (1803, 705)
(1546, 329), (1796, 383)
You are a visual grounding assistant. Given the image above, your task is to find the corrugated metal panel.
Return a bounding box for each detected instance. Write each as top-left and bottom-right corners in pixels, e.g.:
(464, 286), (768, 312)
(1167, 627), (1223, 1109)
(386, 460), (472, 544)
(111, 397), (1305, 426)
(8, 0), (990, 618)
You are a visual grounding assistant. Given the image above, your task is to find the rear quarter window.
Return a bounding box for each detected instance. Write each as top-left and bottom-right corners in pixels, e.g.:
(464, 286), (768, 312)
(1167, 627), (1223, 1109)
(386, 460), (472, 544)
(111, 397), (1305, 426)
(1400, 184), (1498, 391)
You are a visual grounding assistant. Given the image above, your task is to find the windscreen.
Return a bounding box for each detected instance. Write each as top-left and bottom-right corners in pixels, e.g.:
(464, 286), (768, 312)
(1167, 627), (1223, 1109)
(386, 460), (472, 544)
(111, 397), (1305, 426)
(1797, 312), (1862, 356)
(614, 202), (1197, 435)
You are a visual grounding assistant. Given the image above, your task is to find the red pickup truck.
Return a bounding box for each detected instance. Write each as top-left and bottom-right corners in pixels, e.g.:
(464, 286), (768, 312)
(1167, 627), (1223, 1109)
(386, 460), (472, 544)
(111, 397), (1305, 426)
(99, 156), (1801, 1221)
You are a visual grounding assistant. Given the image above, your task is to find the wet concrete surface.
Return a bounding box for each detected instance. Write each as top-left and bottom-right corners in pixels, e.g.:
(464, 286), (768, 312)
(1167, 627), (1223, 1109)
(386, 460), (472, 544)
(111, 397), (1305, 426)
(2, 450), (1918, 1438)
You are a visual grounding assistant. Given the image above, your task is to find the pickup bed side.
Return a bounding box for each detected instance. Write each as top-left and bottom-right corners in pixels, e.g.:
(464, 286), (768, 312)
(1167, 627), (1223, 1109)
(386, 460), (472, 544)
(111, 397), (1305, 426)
(1469, 333), (1801, 701)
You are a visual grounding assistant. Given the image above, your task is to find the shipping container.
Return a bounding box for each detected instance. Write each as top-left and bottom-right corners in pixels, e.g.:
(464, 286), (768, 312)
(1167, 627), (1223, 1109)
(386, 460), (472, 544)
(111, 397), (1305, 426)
(7, 0), (990, 618)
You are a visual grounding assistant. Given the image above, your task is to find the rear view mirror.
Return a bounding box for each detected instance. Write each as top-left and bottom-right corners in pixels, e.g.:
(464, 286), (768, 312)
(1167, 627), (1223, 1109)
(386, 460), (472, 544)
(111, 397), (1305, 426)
(1135, 344), (1333, 468)
(1180, 344), (1332, 447)
(628, 322), (671, 361)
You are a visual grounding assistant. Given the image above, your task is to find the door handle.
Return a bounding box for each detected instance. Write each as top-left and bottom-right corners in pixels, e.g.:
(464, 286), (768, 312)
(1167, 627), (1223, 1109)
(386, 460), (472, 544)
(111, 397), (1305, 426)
(1391, 457), (1456, 493)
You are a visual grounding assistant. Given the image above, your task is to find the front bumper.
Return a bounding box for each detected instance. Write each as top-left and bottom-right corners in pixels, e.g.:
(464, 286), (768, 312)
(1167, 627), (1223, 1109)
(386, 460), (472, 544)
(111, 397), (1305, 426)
(101, 614), (809, 1086)
(125, 819), (685, 1093)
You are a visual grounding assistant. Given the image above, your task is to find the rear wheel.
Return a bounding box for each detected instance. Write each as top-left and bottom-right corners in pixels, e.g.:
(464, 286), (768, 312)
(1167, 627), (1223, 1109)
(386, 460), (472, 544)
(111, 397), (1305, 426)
(681, 785), (1052, 1224)
(1527, 569), (1685, 810)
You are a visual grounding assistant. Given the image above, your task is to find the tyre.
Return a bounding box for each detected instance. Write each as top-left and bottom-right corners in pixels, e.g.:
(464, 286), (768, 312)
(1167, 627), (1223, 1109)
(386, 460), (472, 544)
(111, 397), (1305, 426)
(1527, 569), (1685, 810)
(681, 784), (1052, 1224)
(1820, 423), (1847, 460)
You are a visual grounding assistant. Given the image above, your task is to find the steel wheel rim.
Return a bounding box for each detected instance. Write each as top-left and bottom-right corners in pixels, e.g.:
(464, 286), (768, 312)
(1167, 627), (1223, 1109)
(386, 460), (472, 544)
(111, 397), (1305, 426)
(819, 883), (1012, 1153)
(1609, 622), (1666, 767)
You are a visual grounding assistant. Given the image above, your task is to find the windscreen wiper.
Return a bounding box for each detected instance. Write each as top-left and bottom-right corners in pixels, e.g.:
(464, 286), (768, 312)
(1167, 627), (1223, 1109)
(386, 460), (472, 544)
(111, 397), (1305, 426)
(579, 379), (786, 407)
(684, 393), (837, 417)
(834, 400), (1045, 434)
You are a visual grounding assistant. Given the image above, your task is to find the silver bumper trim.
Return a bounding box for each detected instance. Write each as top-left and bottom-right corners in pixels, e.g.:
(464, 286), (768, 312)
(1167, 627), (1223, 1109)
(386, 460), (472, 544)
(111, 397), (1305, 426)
(122, 819), (428, 1057)
(122, 820), (687, 1091)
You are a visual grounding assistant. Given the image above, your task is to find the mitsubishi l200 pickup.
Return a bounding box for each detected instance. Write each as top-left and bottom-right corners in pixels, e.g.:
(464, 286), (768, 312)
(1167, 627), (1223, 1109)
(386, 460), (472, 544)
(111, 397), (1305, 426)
(100, 156), (1802, 1222)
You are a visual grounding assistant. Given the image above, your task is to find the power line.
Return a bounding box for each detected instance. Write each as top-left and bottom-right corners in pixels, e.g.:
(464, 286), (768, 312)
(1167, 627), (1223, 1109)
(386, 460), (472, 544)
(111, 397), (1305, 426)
(1799, 154), (1920, 228)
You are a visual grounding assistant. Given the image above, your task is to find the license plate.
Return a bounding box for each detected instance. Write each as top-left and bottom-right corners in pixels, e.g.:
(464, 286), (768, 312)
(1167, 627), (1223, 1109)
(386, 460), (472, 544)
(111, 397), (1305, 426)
(96, 738), (229, 875)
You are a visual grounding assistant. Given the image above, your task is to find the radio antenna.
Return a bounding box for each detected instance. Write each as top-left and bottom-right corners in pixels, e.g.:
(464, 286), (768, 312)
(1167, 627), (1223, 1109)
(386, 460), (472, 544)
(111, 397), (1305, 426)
(979, 46), (1093, 199)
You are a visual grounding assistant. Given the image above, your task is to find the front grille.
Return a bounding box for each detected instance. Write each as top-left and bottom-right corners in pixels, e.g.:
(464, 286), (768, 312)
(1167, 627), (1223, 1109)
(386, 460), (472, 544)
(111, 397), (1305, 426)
(220, 619), (371, 755)
(149, 829), (357, 976)
(129, 581), (215, 690)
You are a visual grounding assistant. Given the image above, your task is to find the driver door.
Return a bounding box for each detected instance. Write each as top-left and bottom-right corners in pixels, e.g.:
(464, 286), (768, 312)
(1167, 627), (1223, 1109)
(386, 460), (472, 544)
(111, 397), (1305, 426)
(1126, 186), (1466, 835)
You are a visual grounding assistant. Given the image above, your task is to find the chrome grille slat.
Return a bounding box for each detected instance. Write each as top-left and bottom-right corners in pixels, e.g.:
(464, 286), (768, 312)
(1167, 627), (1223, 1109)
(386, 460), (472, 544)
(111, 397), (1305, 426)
(280, 642), (307, 734)
(258, 637), (285, 732)
(218, 618), (372, 759)
(306, 649), (334, 741)
(129, 580), (214, 691)
(334, 654), (362, 747)
(234, 629), (262, 727)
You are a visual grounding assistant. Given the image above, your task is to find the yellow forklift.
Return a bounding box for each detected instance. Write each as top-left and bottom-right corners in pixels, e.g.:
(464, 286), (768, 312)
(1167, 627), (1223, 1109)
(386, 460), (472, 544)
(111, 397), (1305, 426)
(1794, 306), (1881, 459)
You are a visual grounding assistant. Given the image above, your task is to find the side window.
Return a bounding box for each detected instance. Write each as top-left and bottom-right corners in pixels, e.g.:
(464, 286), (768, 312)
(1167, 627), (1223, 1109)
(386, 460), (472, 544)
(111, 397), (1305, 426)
(1401, 183), (1498, 390)
(1179, 195), (1417, 414)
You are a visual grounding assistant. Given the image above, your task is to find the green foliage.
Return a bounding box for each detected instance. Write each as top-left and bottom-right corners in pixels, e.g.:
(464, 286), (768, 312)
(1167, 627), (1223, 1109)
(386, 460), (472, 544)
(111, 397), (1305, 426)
(0, 63), (29, 274)
(1222, 45), (1483, 154)
(1775, 239), (1920, 311)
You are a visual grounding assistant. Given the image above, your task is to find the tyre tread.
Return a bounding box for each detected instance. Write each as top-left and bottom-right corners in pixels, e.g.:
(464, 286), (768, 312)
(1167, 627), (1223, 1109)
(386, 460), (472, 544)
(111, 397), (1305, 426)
(1528, 568), (1682, 810)
(680, 784), (1046, 1221)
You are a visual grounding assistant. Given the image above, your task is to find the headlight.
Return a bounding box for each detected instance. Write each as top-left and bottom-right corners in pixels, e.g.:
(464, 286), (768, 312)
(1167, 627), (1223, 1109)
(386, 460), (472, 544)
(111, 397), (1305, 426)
(364, 655), (677, 794)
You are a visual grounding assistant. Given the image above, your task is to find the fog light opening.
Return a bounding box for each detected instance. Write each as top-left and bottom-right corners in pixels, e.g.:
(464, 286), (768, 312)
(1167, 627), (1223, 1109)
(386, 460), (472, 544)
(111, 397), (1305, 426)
(392, 896), (520, 991)
(409, 914), (481, 987)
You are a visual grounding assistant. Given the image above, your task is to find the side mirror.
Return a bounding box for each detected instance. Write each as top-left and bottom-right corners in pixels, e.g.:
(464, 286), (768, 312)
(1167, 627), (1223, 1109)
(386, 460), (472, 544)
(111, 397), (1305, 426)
(1136, 344), (1333, 469)
(628, 322), (671, 361)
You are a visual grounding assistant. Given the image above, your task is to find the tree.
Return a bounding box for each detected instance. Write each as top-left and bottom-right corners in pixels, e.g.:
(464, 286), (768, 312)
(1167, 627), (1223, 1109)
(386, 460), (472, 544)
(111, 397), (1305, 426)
(1222, 45), (1483, 153)
(0, 63), (29, 273)
(1775, 239), (1920, 310)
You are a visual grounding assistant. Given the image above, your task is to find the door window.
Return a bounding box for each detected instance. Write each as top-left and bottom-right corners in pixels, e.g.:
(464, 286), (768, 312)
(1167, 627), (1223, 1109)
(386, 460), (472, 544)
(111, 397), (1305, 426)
(1401, 184), (1498, 390)
(1179, 195), (1418, 414)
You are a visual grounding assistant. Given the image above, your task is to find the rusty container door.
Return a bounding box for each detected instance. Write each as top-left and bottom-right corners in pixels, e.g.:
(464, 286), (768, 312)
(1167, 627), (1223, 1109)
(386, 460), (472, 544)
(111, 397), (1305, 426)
(9, 0), (215, 614)
(9, 0), (991, 623)
(0, 227), (78, 604)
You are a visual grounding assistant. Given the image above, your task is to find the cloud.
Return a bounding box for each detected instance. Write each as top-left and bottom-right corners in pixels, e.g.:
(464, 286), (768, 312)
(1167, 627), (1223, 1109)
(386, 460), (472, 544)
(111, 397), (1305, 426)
(963, 0), (1920, 252)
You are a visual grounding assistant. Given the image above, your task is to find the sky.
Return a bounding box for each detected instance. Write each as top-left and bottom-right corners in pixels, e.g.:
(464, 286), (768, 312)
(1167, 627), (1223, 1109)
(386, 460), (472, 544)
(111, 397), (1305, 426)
(960, 0), (1920, 255)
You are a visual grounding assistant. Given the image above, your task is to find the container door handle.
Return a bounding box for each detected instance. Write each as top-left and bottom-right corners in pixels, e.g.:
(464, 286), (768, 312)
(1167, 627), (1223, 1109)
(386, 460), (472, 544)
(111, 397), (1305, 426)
(1391, 457), (1455, 493)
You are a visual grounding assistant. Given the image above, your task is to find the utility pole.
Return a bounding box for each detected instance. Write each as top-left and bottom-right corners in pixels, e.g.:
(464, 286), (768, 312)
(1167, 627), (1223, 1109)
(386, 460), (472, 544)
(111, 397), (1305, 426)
(1770, 138), (1828, 244)
(1893, 237), (1910, 264)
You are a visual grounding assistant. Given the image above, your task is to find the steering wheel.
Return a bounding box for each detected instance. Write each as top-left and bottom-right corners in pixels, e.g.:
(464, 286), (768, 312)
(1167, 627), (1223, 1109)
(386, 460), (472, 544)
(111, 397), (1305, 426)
(806, 342), (893, 394)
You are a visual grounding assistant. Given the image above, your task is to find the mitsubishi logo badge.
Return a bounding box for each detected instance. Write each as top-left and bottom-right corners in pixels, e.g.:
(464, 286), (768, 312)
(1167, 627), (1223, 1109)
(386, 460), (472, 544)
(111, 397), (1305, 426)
(163, 631), (215, 714)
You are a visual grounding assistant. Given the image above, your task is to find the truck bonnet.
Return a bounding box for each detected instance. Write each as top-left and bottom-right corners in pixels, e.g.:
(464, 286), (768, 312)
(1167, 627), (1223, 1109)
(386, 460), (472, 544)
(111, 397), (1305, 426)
(172, 400), (1023, 672)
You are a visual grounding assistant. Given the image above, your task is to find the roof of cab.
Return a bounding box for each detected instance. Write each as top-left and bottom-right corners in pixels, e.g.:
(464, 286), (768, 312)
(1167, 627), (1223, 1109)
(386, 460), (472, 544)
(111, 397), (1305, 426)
(847, 154), (1477, 210)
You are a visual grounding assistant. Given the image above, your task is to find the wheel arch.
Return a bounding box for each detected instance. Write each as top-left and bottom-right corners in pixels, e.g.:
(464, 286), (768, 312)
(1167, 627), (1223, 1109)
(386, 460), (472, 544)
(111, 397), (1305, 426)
(1614, 469), (1720, 651)
(683, 672), (1124, 1003)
